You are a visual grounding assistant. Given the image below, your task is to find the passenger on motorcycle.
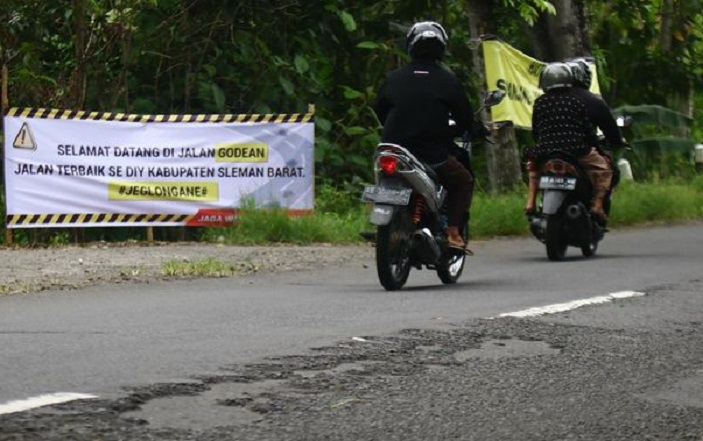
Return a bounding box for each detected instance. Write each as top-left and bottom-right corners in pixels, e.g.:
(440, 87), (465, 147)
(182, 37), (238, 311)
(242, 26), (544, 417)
(373, 20), (488, 251)
(524, 61), (626, 222)
(566, 58), (627, 194)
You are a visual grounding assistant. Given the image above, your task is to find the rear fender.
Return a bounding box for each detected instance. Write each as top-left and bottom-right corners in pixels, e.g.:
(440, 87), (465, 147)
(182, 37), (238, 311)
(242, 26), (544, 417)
(542, 190), (567, 215)
(369, 204), (396, 226)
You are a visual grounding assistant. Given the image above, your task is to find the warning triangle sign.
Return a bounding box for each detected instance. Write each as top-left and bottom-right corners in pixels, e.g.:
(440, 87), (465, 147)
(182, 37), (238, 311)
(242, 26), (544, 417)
(13, 123), (36, 150)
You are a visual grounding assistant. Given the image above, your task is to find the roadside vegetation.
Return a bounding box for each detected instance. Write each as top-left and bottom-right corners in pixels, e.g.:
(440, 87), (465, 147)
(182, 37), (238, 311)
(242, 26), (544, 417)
(2, 175), (701, 249)
(1, 1), (702, 250)
(200, 176), (703, 245)
(161, 257), (257, 278)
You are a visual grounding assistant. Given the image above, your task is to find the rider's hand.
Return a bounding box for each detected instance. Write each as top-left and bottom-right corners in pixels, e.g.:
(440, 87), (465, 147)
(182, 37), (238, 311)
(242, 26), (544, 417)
(476, 121), (491, 140)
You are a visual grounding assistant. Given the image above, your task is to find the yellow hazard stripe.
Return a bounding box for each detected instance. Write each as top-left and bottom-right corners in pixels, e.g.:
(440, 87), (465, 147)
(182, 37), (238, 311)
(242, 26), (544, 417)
(5, 214), (194, 226)
(5, 108), (315, 123)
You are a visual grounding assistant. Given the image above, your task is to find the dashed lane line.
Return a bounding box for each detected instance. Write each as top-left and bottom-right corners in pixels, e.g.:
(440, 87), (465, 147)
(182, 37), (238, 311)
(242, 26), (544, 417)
(495, 290), (646, 318)
(0, 392), (98, 415)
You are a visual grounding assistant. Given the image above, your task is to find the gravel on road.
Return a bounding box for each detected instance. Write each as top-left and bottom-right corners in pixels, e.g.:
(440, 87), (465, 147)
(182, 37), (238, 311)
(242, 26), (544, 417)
(0, 242), (375, 295)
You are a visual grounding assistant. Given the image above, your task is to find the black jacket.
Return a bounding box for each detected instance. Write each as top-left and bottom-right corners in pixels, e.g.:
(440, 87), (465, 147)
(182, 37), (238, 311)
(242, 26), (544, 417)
(529, 87), (623, 159)
(374, 60), (478, 164)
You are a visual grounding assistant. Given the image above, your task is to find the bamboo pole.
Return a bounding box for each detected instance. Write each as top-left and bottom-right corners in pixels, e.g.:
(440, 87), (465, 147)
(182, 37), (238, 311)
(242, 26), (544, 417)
(1, 64), (13, 246)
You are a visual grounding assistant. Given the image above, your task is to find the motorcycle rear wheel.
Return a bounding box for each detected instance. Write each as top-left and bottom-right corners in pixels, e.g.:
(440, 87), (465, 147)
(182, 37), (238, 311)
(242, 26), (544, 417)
(376, 207), (413, 291)
(545, 215), (568, 261)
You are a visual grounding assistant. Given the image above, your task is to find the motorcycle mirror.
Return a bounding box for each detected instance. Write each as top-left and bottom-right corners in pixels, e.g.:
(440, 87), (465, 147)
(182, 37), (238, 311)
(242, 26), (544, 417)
(616, 115), (633, 128)
(483, 90), (505, 108)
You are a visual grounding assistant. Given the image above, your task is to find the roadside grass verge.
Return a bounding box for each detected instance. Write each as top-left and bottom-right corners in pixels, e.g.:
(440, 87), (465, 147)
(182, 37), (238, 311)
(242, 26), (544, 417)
(161, 257), (258, 278)
(203, 177), (703, 245)
(201, 208), (370, 245)
(608, 177), (703, 226)
(470, 191), (527, 238)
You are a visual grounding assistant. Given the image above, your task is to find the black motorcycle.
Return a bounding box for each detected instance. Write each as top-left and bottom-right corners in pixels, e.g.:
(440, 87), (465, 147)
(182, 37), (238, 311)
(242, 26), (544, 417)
(362, 90), (505, 290)
(527, 117), (631, 261)
(527, 152), (605, 260)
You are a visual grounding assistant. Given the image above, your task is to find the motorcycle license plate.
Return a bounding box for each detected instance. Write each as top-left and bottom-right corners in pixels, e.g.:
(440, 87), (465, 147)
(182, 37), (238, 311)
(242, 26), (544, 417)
(362, 185), (412, 205)
(539, 176), (577, 190)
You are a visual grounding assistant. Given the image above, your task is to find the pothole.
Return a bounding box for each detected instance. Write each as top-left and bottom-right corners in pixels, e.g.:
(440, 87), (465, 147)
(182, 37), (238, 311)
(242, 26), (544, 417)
(122, 380), (286, 430)
(454, 338), (561, 361)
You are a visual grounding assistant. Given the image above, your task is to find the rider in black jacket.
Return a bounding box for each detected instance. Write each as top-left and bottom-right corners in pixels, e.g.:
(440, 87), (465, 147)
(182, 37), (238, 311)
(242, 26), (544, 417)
(525, 61), (625, 221)
(374, 21), (487, 252)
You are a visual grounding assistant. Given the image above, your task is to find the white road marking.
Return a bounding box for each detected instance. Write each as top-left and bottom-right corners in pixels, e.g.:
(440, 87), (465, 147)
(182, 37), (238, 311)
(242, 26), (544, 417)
(0, 392), (98, 415)
(496, 291), (646, 318)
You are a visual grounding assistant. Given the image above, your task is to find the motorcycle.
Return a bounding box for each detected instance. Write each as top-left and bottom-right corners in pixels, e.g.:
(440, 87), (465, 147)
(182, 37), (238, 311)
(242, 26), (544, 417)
(527, 116), (632, 261)
(362, 90), (505, 290)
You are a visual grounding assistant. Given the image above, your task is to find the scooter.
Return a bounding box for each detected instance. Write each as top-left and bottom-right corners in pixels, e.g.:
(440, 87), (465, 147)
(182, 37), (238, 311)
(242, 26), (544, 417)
(362, 90), (505, 290)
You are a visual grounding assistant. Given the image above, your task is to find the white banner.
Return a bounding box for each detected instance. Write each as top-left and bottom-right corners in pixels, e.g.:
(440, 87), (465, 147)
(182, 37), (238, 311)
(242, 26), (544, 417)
(3, 110), (315, 228)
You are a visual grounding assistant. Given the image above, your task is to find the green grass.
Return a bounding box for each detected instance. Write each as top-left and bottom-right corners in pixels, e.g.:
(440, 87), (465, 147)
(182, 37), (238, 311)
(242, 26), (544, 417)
(200, 185), (370, 245)
(161, 257), (257, 277)
(202, 177), (703, 245)
(470, 190), (528, 238)
(471, 176), (703, 238)
(203, 209), (369, 245)
(608, 177), (703, 226)
(7, 179), (698, 248)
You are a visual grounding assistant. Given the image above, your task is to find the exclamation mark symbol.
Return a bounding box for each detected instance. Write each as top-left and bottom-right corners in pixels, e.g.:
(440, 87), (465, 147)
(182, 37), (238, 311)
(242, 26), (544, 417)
(13, 123), (36, 150)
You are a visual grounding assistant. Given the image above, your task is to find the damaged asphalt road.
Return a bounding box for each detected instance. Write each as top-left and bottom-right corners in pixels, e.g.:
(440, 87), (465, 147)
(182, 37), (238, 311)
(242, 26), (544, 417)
(1, 279), (702, 441)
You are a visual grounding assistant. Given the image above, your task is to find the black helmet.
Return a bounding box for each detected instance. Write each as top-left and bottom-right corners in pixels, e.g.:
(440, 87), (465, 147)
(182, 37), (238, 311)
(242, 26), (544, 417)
(406, 21), (448, 60)
(538, 62), (574, 91)
(567, 58), (592, 89)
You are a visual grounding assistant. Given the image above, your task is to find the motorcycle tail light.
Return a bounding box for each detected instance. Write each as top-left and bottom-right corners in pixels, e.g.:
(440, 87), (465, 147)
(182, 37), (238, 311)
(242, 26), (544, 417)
(379, 156), (398, 175)
(543, 159), (577, 176)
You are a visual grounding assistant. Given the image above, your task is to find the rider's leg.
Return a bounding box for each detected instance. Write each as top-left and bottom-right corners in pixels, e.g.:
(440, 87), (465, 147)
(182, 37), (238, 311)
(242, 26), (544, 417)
(434, 156), (473, 249)
(525, 159), (539, 214)
(603, 153), (617, 216)
(579, 148), (613, 219)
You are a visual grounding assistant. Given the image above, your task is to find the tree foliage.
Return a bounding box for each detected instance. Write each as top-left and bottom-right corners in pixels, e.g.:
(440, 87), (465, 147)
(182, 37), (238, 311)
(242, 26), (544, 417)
(588, 0), (703, 105)
(1, 0), (702, 188)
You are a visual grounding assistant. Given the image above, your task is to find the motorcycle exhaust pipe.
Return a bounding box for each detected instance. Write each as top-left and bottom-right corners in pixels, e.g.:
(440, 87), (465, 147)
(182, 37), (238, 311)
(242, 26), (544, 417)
(412, 228), (441, 263)
(565, 204), (583, 220)
(564, 203), (592, 243)
(529, 216), (545, 242)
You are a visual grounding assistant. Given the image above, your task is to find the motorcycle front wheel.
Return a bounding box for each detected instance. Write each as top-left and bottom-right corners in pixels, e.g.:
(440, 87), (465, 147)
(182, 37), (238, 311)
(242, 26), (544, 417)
(436, 220), (467, 284)
(376, 206), (413, 291)
(545, 214), (568, 261)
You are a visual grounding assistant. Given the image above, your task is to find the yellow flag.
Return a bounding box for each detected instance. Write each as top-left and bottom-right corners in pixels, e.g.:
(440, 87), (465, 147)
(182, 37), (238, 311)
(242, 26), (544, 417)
(482, 39), (601, 129)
